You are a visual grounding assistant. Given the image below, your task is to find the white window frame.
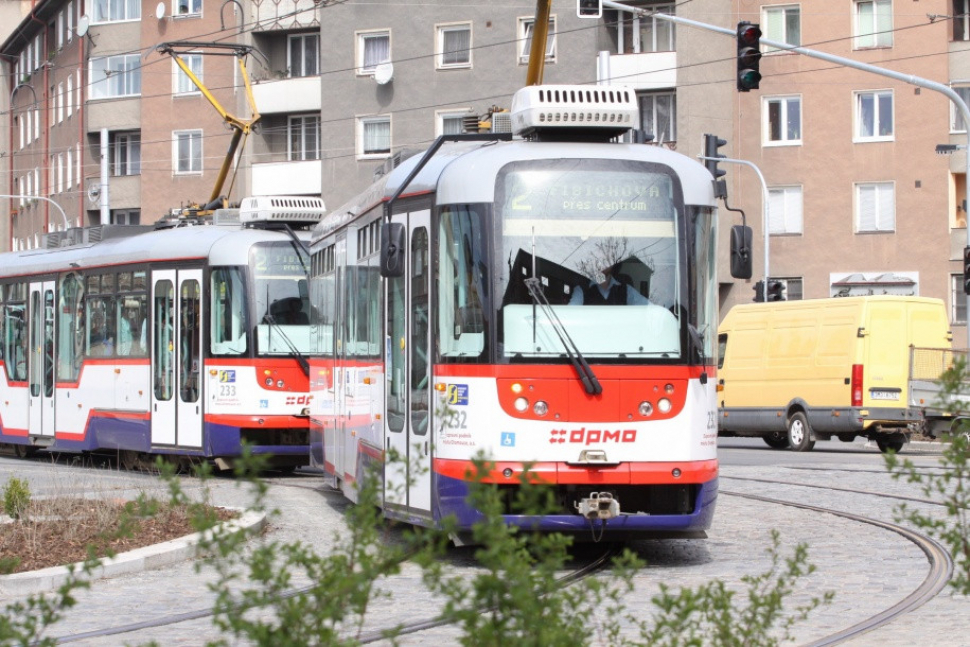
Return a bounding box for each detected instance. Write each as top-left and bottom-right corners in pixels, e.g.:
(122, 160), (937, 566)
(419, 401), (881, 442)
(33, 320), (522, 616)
(288, 33), (320, 78)
(356, 29), (391, 76)
(91, 0), (140, 24)
(67, 2), (74, 43)
(173, 0), (202, 17)
(357, 116), (391, 159)
(112, 132), (141, 176)
(435, 108), (472, 136)
(436, 22), (472, 69)
(173, 53), (203, 95)
(855, 181), (896, 232)
(762, 95), (802, 146)
(768, 186), (804, 235)
(89, 54), (141, 100)
(173, 129), (203, 175)
(635, 91), (676, 144)
(951, 85), (970, 132)
(66, 75), (74, 117)
(952, 274), (968, 325)
(762, 4), (800, 53)
(57, 83), (64, 123)
(288, 114), (320, 161)
(854, 0), (893, 49)
(854, 89), (894, 142)
(518, 16), (557, 65)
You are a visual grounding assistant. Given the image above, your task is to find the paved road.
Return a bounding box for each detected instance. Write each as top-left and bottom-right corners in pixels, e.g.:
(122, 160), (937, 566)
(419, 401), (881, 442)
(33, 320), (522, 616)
(0, 439), (964, 646)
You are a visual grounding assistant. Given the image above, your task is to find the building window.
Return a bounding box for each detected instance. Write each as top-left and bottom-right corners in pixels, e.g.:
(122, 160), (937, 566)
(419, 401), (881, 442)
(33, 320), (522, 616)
(763, 96), (802, 145)
(768, 186), (803, 234)
(855, 90), (893, 141)
(288, 34), (320, 78)
(91, 0), (140, 23)
(952, 274), (967, 324)
(616, 4), (674, 53)
(66, 76), (73, 117)
(357, 30), (390, 75)
(637, 91), (676, 144)
(855, 0), (892, 48)
(774, 277), (803, 300)
(113, 209), (141, 225)
(436, 109), (471, 136)
(289, 115), (320, 161)
(90, 54), (141, 99)
(856, 182), (895, 232)
(952, 86), (970, 131)
(358, 116), (391, 158)
(437, 23), (472, 69)
(173, 53), (202, 95)
(518, 16), (557, 64)
(763, 5), (800, 52)
(174, 130), (202, 174)
(955, 0), (970, 41)
(111, 132), (141, 176)
(173, 0), (201, 16)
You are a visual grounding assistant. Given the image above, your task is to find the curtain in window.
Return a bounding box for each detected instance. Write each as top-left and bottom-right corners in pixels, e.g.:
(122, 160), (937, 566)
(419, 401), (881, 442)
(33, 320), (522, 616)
(768, 187), (803, 234)
(363, 35), (390, 70)
(442, 29), (470, 65)
(363, 120), (390, 154)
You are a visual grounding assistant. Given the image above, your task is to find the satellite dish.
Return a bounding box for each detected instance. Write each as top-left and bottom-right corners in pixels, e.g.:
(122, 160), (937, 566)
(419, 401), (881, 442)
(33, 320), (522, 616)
(155, 2), (166, 19)
(87, 184), (101, 202)
(374, 62), (394, 85)
(76, 15), (89, 38)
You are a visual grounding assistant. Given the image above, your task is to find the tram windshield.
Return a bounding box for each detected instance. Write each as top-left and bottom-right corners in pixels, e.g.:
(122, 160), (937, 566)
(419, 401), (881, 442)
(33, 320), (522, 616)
(482, 158), (715, 363)
(251, 241), (312, 356)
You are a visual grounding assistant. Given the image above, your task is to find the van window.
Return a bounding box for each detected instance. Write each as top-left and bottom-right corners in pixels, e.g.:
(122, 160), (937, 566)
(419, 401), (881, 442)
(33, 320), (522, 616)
(717, 333), (727, 369)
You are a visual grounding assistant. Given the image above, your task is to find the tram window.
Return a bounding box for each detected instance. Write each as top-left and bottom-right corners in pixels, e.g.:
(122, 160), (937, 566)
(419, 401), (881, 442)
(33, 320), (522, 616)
(101, 273), (115, 294)
(154, 281), (175, 401)
(85, 296), (116, 356)
(117, 295), (147, 357)
(437, 207), (486, 360)
(210, 268), (247, 356)
(57, 273), (84, 381)
(180, 280), (201, 403)
(411, 226), (430, 436)
(4, 289), (28, 383)
(0, 284), (5, 363)
(86, 275), (100, 295)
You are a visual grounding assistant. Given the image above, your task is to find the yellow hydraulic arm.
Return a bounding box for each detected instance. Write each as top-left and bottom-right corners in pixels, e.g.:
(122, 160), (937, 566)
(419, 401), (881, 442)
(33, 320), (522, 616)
(156, 41), (261, 212)
(525, 0), (553, 86)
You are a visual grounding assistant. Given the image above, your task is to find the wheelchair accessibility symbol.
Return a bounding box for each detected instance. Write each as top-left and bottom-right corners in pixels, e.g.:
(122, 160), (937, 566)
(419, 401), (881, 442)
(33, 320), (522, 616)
(501, 432), (515, 447)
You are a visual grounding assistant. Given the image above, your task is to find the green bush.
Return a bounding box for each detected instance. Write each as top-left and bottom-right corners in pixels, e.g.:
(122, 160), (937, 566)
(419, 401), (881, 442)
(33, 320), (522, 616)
(2, 476), (30, 520)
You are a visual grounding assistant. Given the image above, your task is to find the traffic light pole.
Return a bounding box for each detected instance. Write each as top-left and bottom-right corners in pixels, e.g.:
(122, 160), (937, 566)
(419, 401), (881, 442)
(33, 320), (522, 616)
(698, 156), (771, 287)
(601, 0), (970, 346)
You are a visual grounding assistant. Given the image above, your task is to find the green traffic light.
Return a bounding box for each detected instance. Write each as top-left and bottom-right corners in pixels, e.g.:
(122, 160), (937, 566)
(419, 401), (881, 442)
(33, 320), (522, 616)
(738, 69), (762, 90)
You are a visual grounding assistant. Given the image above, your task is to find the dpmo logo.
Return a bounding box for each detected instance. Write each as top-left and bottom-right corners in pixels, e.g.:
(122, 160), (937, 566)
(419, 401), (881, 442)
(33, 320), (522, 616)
(285, 395), (314, 406)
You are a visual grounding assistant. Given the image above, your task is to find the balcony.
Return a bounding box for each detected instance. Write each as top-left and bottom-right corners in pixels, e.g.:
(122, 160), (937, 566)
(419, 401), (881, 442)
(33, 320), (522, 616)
(254, 0), (319, 31)
(606, 52), (677, 90)
(251, 159), (321, 196)
(252, 76), (321, 115)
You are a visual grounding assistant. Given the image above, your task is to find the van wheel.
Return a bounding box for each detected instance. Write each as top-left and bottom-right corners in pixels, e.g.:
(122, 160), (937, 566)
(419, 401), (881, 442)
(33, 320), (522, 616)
(763, 432), (790, 449)
(787, 412), (815, 452)
(877, 439), (905, 453)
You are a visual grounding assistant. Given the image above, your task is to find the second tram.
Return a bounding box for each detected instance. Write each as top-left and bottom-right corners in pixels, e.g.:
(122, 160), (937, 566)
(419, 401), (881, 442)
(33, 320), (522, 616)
(0, 197), (321, 470)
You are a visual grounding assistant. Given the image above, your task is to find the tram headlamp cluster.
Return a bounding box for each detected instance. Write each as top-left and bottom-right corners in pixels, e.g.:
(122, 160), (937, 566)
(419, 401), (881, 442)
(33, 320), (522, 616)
(639, 384), (676, 417)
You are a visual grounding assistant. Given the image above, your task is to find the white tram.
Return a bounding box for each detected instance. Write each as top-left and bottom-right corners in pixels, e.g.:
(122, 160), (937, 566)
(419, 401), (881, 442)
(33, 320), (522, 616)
(0, 197), (322, 469)
(309, 86), (740, 540)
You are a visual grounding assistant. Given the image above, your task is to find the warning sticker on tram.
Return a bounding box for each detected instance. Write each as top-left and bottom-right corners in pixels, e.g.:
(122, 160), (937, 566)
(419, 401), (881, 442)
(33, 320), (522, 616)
(446, 384), (469, 405)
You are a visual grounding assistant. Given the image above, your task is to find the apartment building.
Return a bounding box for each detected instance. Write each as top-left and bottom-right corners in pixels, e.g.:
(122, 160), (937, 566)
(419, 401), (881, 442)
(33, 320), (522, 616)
(728, 1), (966, 337)
(1, 0), (251, 250)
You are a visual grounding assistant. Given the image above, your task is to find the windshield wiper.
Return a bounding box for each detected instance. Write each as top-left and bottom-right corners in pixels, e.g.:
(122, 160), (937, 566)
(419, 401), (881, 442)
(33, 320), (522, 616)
(263, 314), (310, 377)
(523, 278), (601, 395)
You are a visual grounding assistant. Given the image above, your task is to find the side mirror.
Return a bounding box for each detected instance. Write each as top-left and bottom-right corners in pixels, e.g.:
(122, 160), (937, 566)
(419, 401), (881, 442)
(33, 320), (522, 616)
(730, 225), (753, 279)
(380, 222), (406, 277)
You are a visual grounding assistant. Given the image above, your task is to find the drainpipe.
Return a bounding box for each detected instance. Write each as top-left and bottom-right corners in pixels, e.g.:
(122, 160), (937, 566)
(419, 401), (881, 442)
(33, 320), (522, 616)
(77, 21), (84, 229)
(28, 7), (49, 239)
(100, 128), (109, 224)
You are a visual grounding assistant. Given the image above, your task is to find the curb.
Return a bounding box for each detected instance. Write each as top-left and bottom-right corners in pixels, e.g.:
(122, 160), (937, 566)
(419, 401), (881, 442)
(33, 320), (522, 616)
(0, 508), (265, 596)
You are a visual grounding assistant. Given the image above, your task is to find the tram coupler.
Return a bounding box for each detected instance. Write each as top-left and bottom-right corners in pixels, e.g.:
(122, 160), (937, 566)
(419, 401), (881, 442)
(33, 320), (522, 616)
(575, 492), (620, 520)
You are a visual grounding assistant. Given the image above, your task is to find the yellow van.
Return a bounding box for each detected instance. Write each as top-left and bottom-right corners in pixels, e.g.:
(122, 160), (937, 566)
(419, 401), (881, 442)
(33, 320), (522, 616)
(717, 296), (952, 452)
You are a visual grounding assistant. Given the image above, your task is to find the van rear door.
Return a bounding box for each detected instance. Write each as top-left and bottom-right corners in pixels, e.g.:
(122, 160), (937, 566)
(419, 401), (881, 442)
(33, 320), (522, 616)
(864, 302), (907, 406)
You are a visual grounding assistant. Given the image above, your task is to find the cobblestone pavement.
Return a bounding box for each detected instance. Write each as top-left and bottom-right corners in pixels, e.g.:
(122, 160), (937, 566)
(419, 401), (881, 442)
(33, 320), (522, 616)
(0, 440), (966, 646)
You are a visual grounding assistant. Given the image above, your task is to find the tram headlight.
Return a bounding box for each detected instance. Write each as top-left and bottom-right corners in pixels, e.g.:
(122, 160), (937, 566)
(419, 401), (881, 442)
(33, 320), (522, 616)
(265, 377), (274, 386)
(639, 401), (654, 417)
(514, 397), (529, 412)
(658, 398), (672, 414)
(533, 400), (548, 416)
(277, 379), (285, 388)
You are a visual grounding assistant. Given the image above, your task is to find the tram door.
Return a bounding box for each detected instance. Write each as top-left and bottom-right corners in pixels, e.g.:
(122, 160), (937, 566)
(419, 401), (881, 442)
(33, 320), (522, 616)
(333, 235), (348, 480)
(385, 210), (432, 519)
(27, 281), (55, 439)
(151, 269), (203, 448)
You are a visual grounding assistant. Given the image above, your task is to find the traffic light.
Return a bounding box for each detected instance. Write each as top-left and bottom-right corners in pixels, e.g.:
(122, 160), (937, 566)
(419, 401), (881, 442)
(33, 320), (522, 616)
(963, 246), (970, 295)
(736, 21), (762, 92)
(577, 0), (602, 18)
(766, 280), (787, 302)
(703, 133), (727, 198)
(753, 280), (765, 303)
